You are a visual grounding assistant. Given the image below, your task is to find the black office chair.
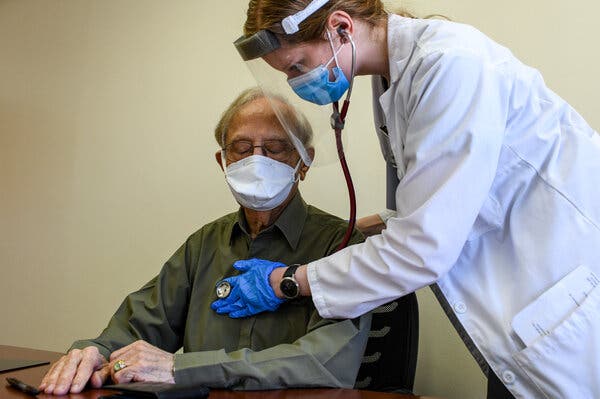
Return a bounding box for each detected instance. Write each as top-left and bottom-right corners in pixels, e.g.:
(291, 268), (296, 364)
(354, 292), (419, 393)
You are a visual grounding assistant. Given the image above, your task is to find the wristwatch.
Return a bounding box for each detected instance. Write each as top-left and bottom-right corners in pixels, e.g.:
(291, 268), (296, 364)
(280, 264), (301, 299)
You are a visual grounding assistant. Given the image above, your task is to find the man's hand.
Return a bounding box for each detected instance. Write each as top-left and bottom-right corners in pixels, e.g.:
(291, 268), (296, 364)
(39, 346), (108, 395)
(211, 258), (285, 318)
(108, 340), (175, 384)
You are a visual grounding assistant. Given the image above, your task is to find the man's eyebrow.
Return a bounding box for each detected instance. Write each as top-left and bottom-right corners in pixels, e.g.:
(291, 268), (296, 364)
(228, 134), (289, 142)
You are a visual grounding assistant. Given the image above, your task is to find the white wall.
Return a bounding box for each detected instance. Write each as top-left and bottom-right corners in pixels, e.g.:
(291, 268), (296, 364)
(1, 1), (598, 398)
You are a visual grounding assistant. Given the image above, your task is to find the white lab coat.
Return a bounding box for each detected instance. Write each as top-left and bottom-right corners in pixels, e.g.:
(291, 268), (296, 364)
(307, 14), (600, 398)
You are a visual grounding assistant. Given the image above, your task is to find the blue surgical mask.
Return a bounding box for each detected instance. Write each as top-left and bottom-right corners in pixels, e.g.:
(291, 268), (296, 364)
(288, 34), (349, 105)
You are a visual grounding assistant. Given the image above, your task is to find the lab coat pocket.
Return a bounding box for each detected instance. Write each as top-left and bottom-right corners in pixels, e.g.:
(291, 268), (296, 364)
(512, 285), (600, 398)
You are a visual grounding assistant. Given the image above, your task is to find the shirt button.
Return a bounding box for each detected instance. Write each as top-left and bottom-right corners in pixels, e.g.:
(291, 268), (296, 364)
(454, 301), (467, 314)
(502, 370), (516, 384)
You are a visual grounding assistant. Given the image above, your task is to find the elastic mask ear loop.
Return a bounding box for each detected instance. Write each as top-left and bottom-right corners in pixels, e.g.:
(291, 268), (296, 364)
(325, 30), (344, 69)
(292, 159), (302, 183)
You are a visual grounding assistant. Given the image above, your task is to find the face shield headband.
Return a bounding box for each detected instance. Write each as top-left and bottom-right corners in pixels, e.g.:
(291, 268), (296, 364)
(234, 0), (330, 61)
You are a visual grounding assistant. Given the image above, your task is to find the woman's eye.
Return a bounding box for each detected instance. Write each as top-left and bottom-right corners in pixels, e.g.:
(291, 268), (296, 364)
(290, 63), (303, 73)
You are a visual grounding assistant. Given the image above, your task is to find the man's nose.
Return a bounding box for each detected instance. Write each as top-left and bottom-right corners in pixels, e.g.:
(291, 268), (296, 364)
(251, 145), (266, 156)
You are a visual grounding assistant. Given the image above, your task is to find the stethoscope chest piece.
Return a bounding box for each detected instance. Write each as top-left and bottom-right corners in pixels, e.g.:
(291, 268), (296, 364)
(216, 281), (231, 299)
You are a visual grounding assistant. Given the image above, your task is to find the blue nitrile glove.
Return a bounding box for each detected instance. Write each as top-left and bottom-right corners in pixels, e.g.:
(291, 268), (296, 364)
(211, 258), (286, 318)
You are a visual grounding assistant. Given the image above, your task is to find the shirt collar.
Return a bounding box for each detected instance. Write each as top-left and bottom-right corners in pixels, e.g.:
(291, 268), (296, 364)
(229, 192), (307, 250)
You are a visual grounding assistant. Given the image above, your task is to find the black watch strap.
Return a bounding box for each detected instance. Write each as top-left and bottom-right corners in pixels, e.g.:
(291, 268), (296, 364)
(284, 264), (301, 278)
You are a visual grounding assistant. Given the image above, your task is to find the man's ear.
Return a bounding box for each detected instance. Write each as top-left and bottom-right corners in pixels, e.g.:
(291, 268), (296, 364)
(215, 151), (224, 172)
(298, 147), (315, 181)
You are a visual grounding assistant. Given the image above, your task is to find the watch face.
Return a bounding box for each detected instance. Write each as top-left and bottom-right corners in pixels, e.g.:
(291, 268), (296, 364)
(280, 277), (299, 299)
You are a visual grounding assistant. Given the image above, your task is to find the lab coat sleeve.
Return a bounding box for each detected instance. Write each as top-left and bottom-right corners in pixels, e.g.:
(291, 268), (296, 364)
(69, 242), (191, 359)
(173, 312), (371, 389)
(309, 49), (510, 319)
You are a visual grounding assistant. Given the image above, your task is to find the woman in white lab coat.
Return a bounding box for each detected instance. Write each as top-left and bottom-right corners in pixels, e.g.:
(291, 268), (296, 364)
(212, 1), (600, 397)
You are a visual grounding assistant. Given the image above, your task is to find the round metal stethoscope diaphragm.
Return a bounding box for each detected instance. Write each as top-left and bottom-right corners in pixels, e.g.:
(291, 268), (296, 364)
(215, 281), (231, 299)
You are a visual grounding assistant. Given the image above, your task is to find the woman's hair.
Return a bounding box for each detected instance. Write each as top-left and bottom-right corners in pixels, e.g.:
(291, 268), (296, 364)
(214, 87), (313, 148)
(244, 0), (396, 44)
(243, 1), (444, 44)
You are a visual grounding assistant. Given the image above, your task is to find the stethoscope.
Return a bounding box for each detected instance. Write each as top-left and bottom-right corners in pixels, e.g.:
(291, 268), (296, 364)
(329, 26), (357, 251)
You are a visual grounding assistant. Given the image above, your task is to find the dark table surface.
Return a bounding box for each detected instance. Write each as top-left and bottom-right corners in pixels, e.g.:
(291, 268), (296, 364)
(1, 345), (440, 399)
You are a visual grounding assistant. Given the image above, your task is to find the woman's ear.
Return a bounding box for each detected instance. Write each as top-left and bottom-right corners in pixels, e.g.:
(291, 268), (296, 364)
(215, 151), (225, 172)
(326, 10), (354, 41)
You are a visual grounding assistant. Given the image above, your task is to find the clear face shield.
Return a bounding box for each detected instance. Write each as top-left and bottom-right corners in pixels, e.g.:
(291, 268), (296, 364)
(233, 2), (356, 167)
(235, 0), (358, 251)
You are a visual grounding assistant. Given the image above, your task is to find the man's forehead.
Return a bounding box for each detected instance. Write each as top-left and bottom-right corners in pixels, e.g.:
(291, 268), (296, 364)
(226, 96), (299, 143)
(233, 106), (281, 127)
(228, 114), (287, 141)
(232, 98), (289, 128)
(237, 97), (277, 116)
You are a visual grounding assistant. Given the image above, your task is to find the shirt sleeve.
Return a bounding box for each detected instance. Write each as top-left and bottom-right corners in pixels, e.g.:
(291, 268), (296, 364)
(173, 312), (371, 389)
(309, 49), (510, 319)
(69, 241), (192, 359)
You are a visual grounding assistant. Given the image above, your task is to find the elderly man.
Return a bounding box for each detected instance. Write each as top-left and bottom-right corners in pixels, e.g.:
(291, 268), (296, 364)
(39, 88), (370, 395)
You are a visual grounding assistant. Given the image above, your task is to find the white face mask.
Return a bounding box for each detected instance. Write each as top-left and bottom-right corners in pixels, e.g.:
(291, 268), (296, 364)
(223, 154), (301, 211)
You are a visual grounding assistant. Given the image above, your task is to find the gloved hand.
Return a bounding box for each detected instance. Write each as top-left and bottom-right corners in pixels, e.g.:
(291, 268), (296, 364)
(211, 258), (286, 318)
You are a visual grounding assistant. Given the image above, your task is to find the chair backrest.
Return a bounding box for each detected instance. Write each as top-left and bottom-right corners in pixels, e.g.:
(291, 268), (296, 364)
(354, 292), (419, 393)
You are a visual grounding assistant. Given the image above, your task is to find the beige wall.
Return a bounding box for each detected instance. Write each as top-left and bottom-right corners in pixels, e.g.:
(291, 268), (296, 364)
(1, 1), (598, 398)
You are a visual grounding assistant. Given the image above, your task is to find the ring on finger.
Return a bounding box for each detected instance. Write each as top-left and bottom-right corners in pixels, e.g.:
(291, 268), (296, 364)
(113, 359), (127, 372)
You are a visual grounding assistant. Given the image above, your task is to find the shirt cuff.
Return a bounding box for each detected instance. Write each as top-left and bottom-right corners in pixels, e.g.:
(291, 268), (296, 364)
(378, 209), (397, 225)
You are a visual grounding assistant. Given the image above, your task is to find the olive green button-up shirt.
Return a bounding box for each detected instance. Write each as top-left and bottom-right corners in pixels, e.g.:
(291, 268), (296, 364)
(71, 193), (370, 389)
